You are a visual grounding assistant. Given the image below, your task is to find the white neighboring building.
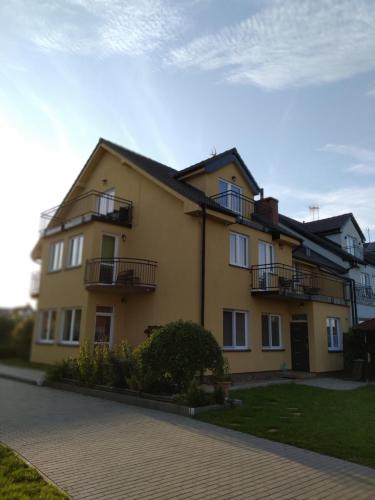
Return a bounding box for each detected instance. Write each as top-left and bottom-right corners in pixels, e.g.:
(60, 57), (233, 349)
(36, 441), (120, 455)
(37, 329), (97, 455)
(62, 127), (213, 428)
(279, 213), (375, 324)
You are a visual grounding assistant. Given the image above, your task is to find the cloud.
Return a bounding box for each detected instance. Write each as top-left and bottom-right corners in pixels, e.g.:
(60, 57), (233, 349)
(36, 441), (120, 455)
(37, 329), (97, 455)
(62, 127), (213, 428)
(367, 85), (375, 97)
(1, 0), (189, 56)
(320, 143), (375, 175)
(167, 0), (375, 90)
(268, 183), (375, 231)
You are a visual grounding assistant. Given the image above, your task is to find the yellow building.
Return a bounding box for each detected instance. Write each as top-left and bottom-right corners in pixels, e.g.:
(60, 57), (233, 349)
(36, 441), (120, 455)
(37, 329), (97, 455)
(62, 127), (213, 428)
(30, 139), (350, 375)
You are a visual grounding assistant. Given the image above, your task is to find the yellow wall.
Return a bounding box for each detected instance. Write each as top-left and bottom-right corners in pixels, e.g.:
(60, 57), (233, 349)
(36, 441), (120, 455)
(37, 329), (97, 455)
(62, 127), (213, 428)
(31, 147), (350, 375)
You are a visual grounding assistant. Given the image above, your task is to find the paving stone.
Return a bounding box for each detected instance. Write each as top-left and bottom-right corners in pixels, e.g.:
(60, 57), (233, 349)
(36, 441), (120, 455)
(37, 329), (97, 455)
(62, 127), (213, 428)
(1, 378), (375, 499)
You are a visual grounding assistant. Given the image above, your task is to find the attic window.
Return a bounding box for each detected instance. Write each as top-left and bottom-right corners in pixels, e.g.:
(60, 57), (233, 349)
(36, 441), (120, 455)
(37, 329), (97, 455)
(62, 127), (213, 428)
(305, 247), (311, 257)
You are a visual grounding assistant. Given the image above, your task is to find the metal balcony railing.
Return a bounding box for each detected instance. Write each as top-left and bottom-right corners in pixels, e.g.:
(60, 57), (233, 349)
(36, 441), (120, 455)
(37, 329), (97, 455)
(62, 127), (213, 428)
(250, 263), (348, 302)
(355, 284), (375, 306)
(344, 244), (363, 259)
(210, 191), (255, 220)
(30, 270), (40, 298)
(40, 190), (133, 235)
(85, 258), (157, 291)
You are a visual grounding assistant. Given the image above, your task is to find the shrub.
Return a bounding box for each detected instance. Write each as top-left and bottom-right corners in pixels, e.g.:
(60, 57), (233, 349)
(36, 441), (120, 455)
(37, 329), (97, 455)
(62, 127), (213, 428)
(213, 384), (225, 404)
(343, 330), (366, 374)
(12, 318), (34, 359)
(137, 320), (224, 392)
(77, 340), (96, 386)
(178, 379), (211, 407)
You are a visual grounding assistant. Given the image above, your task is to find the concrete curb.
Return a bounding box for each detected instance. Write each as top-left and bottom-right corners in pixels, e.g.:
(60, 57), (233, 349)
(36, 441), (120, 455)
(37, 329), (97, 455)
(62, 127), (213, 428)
(47, 381), (225, 417)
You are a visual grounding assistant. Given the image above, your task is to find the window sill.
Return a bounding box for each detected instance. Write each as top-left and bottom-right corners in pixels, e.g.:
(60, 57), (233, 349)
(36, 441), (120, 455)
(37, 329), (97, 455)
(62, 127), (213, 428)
(328, 349), (343, 353)
(65, 264), (82, 271)
(58, 342), (80, 347)
(47, 269), (62, 274)
(223, 348), (251, 352)
(229, 263), (249, 270)
(262, 348), (285, 352)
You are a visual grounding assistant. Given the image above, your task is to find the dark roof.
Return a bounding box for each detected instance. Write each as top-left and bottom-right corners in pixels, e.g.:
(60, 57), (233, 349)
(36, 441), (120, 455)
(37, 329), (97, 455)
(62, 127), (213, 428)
(175, 148), (261, 195)
(365, 242), (375, 253)
(100, 138), (234, 215)
(303, 213), (365, 241)
(293, 246), (347, 274)
(364, 250), (375, 266)
(279, 214), (365, 264)
(355, 318), (375, 332)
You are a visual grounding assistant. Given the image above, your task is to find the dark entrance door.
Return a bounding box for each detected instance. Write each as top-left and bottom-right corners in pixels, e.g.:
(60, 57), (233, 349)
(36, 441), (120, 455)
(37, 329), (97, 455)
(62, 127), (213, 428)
(290, 322), (310, 372)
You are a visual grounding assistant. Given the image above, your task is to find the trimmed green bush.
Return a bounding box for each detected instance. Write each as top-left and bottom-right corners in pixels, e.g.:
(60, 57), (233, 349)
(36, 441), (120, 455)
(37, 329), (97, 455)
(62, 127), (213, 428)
(137, 320), (224, 392)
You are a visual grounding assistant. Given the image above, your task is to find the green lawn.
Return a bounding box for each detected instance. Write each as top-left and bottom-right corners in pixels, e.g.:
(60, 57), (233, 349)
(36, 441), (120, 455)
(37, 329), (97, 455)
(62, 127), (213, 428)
(0, 358), (49, 371)
(0, 445), (66, 499)
(197, 384), (375, 469)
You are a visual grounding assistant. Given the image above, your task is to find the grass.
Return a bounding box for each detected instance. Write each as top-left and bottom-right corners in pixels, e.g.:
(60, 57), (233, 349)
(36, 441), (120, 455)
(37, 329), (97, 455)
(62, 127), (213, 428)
(197, 383), (375, 469)
(0, 358), (49, 371)
(0, 444), (66, 499)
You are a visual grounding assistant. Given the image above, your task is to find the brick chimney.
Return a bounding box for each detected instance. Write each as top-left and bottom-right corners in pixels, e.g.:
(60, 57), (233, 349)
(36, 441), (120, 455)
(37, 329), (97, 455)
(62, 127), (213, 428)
(254, 197), (279, 226)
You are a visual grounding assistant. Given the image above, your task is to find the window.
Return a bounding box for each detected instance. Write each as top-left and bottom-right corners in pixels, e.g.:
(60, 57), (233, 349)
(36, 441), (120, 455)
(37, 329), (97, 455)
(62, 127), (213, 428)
(98, 189), (115, 215)
(49, 241), (64, 271)
(61, 308), (81, 344)
(262, 314), (282, 349)
(67, 235), (83, 267)
(38, 310), (56, 343)
(229, 232), (249, 267)
(223, 310), (248, 349)
(326, 318), (342, 351)
(346, 235), (358, 255)
(218, 179), (242, 214)
(258, 241), (275, 288)
(95, 306), (113, 345)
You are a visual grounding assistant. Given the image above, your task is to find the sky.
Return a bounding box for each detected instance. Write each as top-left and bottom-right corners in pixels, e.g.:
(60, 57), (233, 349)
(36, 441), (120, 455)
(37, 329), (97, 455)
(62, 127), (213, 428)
(1, 0), (375, 307)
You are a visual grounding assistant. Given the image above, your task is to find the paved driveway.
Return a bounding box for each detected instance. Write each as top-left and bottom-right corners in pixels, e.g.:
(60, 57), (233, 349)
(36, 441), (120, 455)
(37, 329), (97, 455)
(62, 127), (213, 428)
(1, 379), (375, 499)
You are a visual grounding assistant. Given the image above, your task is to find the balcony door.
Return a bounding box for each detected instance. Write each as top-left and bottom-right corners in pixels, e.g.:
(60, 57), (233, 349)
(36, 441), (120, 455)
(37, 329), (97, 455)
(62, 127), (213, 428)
(219, 179), (242, 214)
(98, 189), (115, 216)
(99, 234), (117, 284)
(258, 241), (275, 289)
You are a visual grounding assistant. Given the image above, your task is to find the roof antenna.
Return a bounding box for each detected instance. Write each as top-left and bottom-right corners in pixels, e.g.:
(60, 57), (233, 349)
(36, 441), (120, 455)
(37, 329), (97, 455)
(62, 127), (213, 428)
(309, 205), (320, 221)
(210, 147), (217, 157)
(367, 227), (371, 242)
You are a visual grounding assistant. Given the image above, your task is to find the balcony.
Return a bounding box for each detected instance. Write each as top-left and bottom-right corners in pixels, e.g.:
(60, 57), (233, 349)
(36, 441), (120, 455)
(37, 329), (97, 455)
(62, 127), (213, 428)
(344, 244), (363, 259)
(355, 284), (375, 307)
(250, 264), (348, 305)
(40, 190), (133, 236)
(30, 271), (40, 298)
(210, 191), (254, 221)
(85, 258), (157, 293)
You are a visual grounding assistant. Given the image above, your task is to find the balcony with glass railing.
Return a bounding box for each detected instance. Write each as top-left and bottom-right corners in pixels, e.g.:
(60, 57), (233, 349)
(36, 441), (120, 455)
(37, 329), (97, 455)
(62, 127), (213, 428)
(40, 190), (133, 236)
(344, 243), (363, 259)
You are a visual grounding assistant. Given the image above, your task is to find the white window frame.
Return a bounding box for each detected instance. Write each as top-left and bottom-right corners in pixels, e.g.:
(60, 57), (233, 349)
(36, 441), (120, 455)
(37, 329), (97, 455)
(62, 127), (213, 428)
(67, 234), (84, 268)
(37, 310), (56, 343)
(229, 232), (249, 268)
(60, 308), (81, 345)
(346, 235), (358, 255)
(327, 317), (342, 352)
(49, 241), (64, 272)
(94, 306), (114, 347)
(218, 179), (242, 214)
(98, 189), (115, 215)
(223, 309), (248, 350)
(262, 314), (282, 350)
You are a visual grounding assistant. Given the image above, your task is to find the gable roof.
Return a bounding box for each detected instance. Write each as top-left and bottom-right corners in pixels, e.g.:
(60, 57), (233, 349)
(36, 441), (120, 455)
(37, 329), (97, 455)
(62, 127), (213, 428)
(279, 214), (365, 264)
(303, 213), (365, 241)
(175, 148), (261, 195)
(365, 242), (375, 253)
(99, 138), (236, 215)
(293, 246), (347, 274)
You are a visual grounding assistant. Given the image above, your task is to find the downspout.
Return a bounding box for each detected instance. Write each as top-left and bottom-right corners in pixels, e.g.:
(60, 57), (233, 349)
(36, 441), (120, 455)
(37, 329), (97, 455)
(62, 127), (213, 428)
(348, 278), (358, 326)
(200, 204), (206, 327)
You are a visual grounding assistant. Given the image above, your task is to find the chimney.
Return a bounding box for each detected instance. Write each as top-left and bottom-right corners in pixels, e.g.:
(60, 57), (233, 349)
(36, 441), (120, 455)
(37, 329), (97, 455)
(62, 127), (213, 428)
(254, 197), (279, 226)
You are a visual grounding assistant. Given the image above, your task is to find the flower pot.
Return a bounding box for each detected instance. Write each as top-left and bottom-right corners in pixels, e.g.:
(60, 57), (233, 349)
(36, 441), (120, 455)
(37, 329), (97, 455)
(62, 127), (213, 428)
(215, 380), (232, 397)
